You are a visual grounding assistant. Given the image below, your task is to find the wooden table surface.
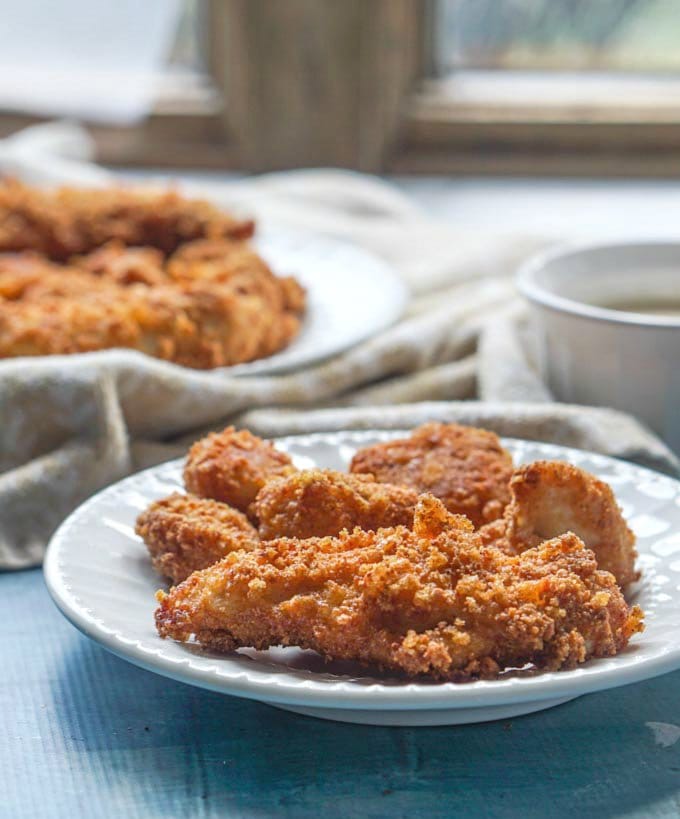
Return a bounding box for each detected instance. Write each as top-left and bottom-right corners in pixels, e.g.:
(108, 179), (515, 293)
(4, 567), (680, 819)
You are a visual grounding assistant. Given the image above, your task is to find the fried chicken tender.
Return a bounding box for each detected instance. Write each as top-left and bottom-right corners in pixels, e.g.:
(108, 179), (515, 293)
(252, 469), (419, 539)
(350, 422), (514, 527)
(155, 495), (643, 680)
(0, 183), (306, 368)
(136, 493), (259, 584)
(0, 275), (304, 368)
(0, 180), (254, 259)
(480, 460), (639, 587)
(167, 239), (307, 338)
(184, 427), (297, 512)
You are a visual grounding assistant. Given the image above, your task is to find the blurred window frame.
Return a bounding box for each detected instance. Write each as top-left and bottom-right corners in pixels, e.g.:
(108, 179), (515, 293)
(0, 0), (237, 169)
(398, 1), (680, 177)
(1, 0), (678, 176)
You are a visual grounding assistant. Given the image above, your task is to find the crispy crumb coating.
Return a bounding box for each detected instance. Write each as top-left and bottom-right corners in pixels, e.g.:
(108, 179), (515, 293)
(71, 241), (167, 286)
(167, 238), (268, 283)
(135, 493), (259, 584)
(155, 495), (643, 680)
(350, 422), (514, 527)
(479, 460), (639, 587)
(0, 180), (254, 259)
(252, 469), (419, 539)
(0, 252), (74, 299)
(0, 183), (306, 369)
(167, 238), (306, 319)
(184, 427), (297, 513)
(0, 279), (304, 368)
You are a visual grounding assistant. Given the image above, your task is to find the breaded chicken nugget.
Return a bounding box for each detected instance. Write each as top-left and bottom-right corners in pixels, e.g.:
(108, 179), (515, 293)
(135, 492), (259, 584)
(0, 180), (254, 259)
(155, 495), (643, 680)
(252, 469), (419, 540)
(0, 291), (143, 356)
(0, 278), (303, 368)
(0, 184), (306, 369)
(184, 427), (297, 512)
(350, 422), (513, 527)
(166, 239), (307, 341)
(480, 460), (639, 587)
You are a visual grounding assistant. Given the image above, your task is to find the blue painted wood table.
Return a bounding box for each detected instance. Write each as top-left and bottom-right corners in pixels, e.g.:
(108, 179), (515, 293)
(4, 567), (680, 819)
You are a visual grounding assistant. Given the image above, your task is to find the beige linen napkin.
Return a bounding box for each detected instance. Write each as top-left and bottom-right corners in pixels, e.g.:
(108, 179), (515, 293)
(0, 122), (677, 569)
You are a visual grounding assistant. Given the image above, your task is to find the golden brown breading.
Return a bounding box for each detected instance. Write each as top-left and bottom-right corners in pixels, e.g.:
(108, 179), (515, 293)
(138, 281), (300, 368)
(0, 179), (254, 259)
(155, 495), (643, 680)
(72, 241), (167, 286)
(0, 275), (304, 368)
(167, 239), (305, 324)
(479, 460), (639, 587)
(0, 183), (306, 368)
(0, 265), (115, 303)
(0, 251), (143, 302)
(167, 238), (267, 281)
(252, 469), (419, 540)
(350, 422), (514, 527)
(0, 252), (66, 299)
(0, 290), (143, 356)
(184, 427), (297, 512)
(135, 492), (259, 584)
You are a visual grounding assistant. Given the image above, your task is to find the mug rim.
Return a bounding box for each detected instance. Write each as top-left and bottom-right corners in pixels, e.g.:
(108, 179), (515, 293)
(517, 239), (680, 329)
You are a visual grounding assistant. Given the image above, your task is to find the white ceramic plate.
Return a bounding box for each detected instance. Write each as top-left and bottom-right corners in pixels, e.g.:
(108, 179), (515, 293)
(0, 229), (406, 378)
(45, 431), (680, 726)
(229, 229), (407, 375)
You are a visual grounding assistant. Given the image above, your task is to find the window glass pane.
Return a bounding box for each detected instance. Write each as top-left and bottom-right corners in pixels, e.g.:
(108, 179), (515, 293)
(436, 0), (680, 73)
(167, 0), (207, 75)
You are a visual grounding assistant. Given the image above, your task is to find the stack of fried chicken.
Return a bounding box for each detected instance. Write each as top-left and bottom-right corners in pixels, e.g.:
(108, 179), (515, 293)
(138, 422), (644, 681)
(0, 180), (305, 368)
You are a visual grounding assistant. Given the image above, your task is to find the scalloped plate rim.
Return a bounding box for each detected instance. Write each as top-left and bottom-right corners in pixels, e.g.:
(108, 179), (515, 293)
(44, 432), (680, 712)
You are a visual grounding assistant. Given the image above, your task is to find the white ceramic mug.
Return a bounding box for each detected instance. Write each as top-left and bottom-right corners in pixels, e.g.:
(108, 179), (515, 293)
(517, 241), (680, 453)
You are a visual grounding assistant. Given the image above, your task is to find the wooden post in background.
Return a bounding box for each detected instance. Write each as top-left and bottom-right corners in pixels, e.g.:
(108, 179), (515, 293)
(211, 0), (424, 172)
